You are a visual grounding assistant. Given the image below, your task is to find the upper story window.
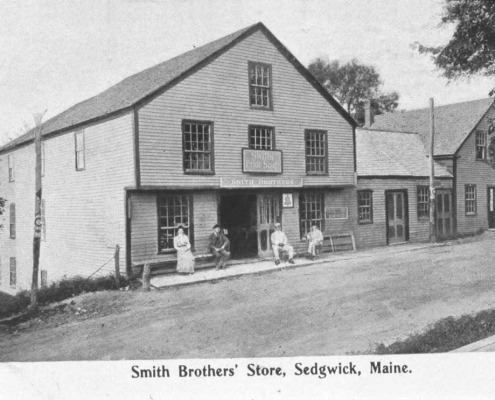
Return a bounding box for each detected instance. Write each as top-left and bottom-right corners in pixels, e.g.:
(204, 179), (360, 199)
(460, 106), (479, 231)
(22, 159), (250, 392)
(476, 130), (487, 160)
(249, 62), (272, 109)
(465, 184), (477, 215)
(357, 190), (373, 223)
(9, 203), (15, 239)
(249, 126), (274, 150)
(417, 186), (429, 219)
(305, 130), (328, 175)
(75, 130), (85, 170)
(8, 154), (14, 182)
(182, 120), (214, 174)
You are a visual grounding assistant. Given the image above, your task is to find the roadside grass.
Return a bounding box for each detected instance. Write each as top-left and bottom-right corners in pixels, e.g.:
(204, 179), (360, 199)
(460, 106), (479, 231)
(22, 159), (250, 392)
(0, 275), (128, 320)
(373, 309), (495, 354)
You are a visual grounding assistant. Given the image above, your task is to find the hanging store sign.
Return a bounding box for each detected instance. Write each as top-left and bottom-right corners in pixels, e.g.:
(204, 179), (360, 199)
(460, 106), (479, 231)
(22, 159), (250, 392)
(221, 177), (303, 188)
(242, 149), (282, 174)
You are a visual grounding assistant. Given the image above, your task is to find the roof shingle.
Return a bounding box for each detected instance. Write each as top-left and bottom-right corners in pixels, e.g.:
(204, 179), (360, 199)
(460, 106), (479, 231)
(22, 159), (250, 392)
(371, 98), (494, 156)
(356, 128), (452, 178)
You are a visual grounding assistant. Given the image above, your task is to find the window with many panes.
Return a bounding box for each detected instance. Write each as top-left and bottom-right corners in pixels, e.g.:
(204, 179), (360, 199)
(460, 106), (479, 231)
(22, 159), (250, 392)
(41, 270), (48, 288)
(476, 130), (487, 160)
(9, 203), (15, 239)
(10, 257), (16, 287)
(249, 62), (272, 109)
(465, 184), (477, 215)
(75, 130), (85, 170)
(183, 121), (213, 173)
(158, 195), (192, 253)
(8, 154), (14, 182)
(305, 130), (327, 175)
(417, 186), (429, 219)
(357, 190), (373, 223)
(249, 126), (274, 150)
(299, 192), (324, 235)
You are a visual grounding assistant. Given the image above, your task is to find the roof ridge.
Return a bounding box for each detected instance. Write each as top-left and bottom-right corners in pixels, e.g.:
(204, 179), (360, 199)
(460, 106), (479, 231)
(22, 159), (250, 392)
(388, 97), (494, 114)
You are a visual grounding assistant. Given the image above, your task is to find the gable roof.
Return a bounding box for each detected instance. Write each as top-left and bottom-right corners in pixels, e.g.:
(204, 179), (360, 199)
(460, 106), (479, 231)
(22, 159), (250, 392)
(0, 22), (356, 153)
(356, 128), (452, 178)
(371, 98), (495, 156)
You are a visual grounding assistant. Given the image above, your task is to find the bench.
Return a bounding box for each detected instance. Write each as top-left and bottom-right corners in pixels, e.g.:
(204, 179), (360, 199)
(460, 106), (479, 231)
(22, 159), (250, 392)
(132, 253), (215, 277)
(306, 232), (356, 257)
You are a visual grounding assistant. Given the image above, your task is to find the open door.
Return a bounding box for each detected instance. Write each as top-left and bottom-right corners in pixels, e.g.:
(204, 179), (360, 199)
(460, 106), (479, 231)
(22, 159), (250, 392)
(257, 194), (281, 258)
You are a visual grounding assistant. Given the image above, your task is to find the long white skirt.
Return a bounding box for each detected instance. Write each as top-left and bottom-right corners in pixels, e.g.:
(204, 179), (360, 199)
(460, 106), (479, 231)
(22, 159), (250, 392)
(177, 250), (195, 274)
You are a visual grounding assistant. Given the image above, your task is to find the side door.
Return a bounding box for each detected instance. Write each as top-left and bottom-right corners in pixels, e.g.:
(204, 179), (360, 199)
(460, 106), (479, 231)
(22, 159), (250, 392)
(436, 189), (453, 238)
(488, 187), (495, 229)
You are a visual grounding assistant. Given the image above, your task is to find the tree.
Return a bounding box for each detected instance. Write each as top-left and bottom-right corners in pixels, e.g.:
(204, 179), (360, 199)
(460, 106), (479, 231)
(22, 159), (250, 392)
(415, 0), (495, 82)
(416, 1), (495, 167)
(308, 58), (400, 124)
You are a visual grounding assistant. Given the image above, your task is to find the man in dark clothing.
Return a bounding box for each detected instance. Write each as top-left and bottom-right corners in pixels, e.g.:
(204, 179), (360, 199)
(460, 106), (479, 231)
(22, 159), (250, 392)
(208, 224), (231, 269)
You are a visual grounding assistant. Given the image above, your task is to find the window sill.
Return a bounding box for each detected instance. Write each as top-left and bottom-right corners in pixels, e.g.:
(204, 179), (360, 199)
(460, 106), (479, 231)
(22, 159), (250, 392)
(249, 105), (273, 112)
(184, 170), (215, 175)
(465, 213), (477, 217)
(358, 220), (373, 225)
(306, 172), (329, 176)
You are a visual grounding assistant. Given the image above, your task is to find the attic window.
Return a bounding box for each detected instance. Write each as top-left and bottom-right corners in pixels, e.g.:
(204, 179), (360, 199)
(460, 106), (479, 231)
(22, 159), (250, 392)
(249, 62), (272, 109)
(476, 130), (487, 160)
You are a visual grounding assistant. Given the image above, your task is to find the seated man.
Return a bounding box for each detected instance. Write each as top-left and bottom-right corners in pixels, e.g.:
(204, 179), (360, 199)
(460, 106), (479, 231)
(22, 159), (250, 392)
(270, 222), (295, 265)
(306, 224), (323, 260)
(208, 224), (231, 270)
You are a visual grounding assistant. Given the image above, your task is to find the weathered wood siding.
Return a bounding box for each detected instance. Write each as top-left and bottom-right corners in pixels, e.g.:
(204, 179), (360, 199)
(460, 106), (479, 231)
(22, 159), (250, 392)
(0, 114), (135, 293)
(455, 104), (495, 234)
(355, 178), (453, 248)
(138, 30), (355, 187)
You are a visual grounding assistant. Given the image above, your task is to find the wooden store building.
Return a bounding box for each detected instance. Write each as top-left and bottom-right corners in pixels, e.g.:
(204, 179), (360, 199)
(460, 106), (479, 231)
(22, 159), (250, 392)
(0, 22), (359, 292)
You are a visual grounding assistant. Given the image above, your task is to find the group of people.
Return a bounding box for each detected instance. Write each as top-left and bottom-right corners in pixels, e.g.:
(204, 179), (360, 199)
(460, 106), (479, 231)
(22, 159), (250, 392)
(173, 222), (324, 274)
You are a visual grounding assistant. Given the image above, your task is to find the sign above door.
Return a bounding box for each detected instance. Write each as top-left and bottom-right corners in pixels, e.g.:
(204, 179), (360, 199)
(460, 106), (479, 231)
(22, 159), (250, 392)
(220, 177), (303, 188)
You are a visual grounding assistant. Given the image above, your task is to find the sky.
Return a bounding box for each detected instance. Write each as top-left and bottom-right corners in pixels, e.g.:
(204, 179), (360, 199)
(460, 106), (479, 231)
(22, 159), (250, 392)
(0, 0), (493, 145)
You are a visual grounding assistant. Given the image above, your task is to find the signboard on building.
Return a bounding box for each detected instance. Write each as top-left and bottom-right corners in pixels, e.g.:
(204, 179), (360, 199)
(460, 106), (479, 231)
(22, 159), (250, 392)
(242, 149), (282, 174)
(221, 177), (303, 188)
(325, 207), (348, 220)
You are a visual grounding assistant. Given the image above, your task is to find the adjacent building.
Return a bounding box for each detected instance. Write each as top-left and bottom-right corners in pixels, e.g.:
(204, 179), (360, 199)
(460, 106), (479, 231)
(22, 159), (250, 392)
(372, 98), (495, 235)
(0, 22), (358, 293)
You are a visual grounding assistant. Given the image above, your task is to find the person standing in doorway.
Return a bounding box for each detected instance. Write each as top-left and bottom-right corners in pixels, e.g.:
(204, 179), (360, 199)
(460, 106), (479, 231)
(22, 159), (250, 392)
(208, 224), (231, 270)
(270, 222), (295, 265)
(174, 226), (195, 274)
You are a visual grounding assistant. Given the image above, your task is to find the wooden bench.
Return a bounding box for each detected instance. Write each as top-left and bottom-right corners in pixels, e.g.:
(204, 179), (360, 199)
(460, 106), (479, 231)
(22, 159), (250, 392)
(132, 253), (215, 277)
(308, 232), (356, 257)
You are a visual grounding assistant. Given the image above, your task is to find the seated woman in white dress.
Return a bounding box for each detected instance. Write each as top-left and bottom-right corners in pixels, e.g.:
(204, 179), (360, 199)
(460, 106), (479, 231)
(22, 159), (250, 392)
(174, 226), (195, 274)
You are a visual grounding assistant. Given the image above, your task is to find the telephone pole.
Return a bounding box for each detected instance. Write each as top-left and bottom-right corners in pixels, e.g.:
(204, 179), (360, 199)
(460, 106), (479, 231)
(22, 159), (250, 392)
(429, 98), (436, 243)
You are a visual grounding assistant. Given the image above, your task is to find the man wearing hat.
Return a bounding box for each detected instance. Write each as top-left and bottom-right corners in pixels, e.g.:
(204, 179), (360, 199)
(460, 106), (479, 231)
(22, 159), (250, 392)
(208, 224), (231, 269)
(270, 222), (295, 265)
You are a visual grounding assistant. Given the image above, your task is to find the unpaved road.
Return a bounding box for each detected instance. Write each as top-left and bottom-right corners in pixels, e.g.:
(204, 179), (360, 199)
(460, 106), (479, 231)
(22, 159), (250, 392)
(1, 234), (495, 361)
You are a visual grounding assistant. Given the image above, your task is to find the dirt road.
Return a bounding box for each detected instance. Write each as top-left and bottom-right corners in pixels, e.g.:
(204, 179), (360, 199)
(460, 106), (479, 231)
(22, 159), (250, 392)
(1, 234), (495, 361)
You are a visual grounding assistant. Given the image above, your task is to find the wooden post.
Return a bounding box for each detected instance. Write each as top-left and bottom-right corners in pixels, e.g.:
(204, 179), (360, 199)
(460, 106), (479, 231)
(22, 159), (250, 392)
(429, 98), (436, 243)
(142, 262), (151, 292)
(29, 111), (46, 313)
(114, 244), (121, 288)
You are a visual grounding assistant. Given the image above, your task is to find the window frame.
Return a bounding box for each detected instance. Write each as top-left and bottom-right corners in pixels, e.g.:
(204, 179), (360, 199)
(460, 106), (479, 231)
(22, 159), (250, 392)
(248, 61), (273, 110)
(41, 270), (48, 288)
(74, 130), (85, 171)
(299, 191), (325, 237)
(8, 154), (14, 182)
(157, 193), (194, 254)
(9, 203), (15, 239)
(182, 120), (215, 175)
(305, 129), (328, 176)
(417, 185), (430, 220)
(475, 130), (487, 161)
(465, 184), (477, 216)
(357, 190), (373, 224)
(10, 257), (16, 287)
(248, 125), (275, 150)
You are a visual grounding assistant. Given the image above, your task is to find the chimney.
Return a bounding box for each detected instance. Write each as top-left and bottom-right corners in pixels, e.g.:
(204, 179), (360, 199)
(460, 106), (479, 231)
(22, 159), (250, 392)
(364, 100), (374, 128)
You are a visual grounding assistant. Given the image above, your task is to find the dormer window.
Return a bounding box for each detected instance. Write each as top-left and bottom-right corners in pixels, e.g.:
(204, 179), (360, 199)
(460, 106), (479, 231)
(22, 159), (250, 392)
(249, 62), (272, 109)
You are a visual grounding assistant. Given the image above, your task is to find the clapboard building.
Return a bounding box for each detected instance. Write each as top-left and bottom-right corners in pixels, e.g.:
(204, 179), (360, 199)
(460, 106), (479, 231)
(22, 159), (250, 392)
(372, 98), (495, 235)
(355, 128), (453, 248)
(0, 23), (359, 293)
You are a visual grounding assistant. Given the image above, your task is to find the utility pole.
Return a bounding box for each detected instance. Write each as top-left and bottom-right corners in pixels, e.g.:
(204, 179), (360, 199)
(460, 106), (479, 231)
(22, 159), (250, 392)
(29, 111), (46, 313)
(429, 98), (436, 243)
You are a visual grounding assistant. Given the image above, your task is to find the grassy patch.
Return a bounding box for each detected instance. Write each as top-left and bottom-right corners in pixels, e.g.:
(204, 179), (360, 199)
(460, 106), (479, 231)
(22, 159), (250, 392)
(374, 309), (495, 354)
(0, 275), (128, 320)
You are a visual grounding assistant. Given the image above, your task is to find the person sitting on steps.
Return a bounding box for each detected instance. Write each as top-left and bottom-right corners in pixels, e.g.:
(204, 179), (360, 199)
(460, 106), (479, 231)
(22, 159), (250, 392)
(208, 224), (231, 270)
(270, 222), (295, 265)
